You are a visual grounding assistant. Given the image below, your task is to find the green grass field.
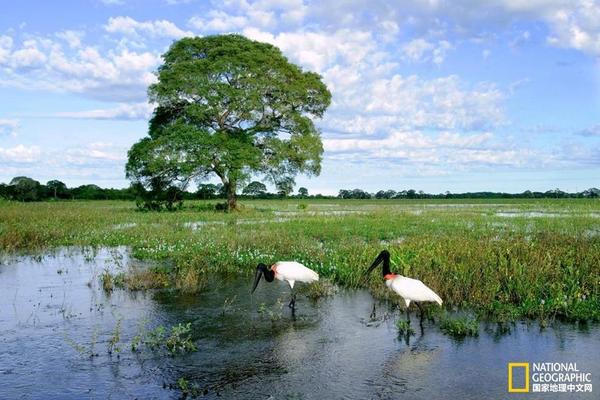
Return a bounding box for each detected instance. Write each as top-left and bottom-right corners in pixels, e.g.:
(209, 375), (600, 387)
(1, 198), (599, 322)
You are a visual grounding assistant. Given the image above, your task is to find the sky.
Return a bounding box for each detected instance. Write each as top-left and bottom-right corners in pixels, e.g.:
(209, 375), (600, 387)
(1, 0), (599, 195)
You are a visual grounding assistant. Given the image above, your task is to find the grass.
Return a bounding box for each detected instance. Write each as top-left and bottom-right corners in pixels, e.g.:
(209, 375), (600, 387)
(144, 322), (197, 356)
(439, 315), (479, 338)
(296, 279), (337, 300)
(395, 319), (415, 335)
(1, 198), (600, 322)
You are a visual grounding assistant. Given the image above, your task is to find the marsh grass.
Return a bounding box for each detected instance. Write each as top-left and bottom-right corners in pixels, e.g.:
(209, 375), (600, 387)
(439, 315), (479, 338)
(145, 322), (196, 356)
(297, 279), (337, 300)
(395, 319), (415, 336)
(2, 198), (600, 322)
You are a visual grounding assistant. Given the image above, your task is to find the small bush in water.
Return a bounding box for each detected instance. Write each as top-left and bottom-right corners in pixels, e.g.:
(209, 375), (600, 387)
(439, 315), (479, 338)
(395, 319), (415, 335)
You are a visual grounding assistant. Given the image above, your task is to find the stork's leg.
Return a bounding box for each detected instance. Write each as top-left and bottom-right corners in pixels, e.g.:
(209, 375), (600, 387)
(370, 303), (377, 319)
(288, 288), (296, 310)
(416, 303), (424, 322)
(405, 306), (410, 324)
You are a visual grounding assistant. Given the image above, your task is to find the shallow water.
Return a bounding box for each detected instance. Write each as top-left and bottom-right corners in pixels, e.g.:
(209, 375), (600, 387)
(1, 248), (598, 399)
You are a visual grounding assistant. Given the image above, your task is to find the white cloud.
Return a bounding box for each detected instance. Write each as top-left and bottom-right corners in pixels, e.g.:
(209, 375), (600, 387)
(0, 119), (19, 137)
(56, 31), (84, 49)
(65, 142), (127, 163)
(0, 144), (41, 163)
(11, 45), (46, 69)
(402, 38), (453, 65)
(324, 130), (538, 167)
(0, 35), (13, 64)
(105, 16), (193, 39)
(1, 36), (160, 102)
(189, 11), (249, 32)
(53, 102), (153, 120)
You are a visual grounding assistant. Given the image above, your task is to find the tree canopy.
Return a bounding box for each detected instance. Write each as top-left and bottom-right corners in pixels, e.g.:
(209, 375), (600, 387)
(126, 34), (331, 211)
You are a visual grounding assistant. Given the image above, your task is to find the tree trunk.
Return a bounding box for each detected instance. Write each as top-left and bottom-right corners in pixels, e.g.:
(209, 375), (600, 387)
(225, 182), (237, 212)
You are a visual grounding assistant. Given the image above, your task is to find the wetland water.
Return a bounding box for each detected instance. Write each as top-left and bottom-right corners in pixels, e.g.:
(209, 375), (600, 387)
(0, 248), (598, 399)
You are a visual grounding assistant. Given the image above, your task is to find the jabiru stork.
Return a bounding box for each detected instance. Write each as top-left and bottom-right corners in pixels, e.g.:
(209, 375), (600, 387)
(252, 261), (319, 311)
(366, 250), (442, 323)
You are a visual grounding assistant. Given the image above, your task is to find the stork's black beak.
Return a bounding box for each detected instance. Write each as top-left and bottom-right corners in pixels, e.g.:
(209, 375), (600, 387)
(366, 250), (391, 276)
(252, 263), (273, 293)
(251, 264), (265, 293)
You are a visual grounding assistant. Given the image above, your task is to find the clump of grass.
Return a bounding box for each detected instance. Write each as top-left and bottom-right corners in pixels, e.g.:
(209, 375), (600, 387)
(297, 279), (337, 300)
(439, 315), (479, 338)
(175, 267), (205, 294)
(297, 203), (308, 210)
(100, 268), (168, 292)
(165, 322), (197, 355)
(395, 319), (415, 335)
(145, 322), (196, 356)
(122, 268), (169, 290)
(100, 270), (113, 292)
(107, 319), (122, 355)
(176, 377), (202, 398)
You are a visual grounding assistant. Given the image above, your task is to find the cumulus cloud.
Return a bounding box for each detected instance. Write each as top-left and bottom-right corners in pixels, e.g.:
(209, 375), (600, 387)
(402, 39), (453, 65)
(324, 130), (538, 167)
(56, 30), (84, 49)
(189, 11), (249, 32)
(0, 35), (160, 101)
(0, 144), (41, 163)
(105, 16), (193, 39)
(52, 102), (153, 120)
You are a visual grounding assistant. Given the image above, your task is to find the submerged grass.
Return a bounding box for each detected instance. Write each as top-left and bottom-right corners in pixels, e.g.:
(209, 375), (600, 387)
(1, 198), (599, 322)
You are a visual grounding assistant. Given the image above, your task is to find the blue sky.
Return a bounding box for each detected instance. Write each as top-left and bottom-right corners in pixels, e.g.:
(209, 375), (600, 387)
(1, 0), (599, 195)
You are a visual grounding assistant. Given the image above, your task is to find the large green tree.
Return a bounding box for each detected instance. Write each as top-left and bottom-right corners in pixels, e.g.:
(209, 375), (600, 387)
(126, 34), (331, 211)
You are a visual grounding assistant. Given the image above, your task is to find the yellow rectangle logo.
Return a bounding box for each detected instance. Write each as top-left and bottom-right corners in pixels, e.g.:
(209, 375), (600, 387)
(508, 362), (530, 393)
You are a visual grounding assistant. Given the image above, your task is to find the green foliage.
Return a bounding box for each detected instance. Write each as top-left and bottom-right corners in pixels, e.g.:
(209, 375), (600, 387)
(242, 181), (267, 196)
(439, 315), (479, 338)
(395, 319), (415, 335)
(298, 187), (309, 197)
(126, 34), (331, 211)
(9, 176), (43, 201)
(145, 323), (197, 356)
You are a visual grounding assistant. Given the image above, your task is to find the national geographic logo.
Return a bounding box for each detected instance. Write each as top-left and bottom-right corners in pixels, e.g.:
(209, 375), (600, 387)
(508, 362), (593, 394)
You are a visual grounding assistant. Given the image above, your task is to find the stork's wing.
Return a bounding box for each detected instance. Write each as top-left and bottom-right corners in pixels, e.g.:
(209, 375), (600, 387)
(392, 277), (442, 305)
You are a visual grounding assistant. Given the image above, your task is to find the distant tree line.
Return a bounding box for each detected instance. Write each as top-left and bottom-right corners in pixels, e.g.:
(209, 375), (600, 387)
(338, 188), (600, 199)
(0, 176), (317, 204)
(1, 176), (598, 204)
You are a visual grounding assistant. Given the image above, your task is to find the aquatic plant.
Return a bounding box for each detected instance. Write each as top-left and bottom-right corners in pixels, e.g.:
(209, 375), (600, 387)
(395, 319), (415, 335)
(100, 269), (113, 292)
(144, 323), (197, 356)
(297, 279), (337, 300)
(107, 319), (122, 355)
(439, 315), (479, 338)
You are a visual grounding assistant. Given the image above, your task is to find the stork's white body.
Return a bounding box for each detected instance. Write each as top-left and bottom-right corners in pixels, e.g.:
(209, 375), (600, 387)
(272, 261), (319, 289)
(385, 274), (443, 308)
